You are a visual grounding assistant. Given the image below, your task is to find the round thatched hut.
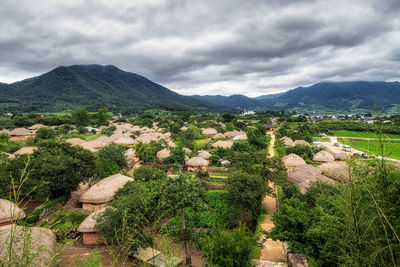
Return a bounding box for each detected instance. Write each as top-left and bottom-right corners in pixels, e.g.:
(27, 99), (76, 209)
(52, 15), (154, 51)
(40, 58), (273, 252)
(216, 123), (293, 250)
(212, 140), (233, 149)
(293, 140), (310, 146)
(224, 130), (241, 139)
(312, 150), (335, 162)
(0, 225), (56, 267)
(198, 151), (211, 160)
(156, 148), (171, 162)
(80, 174), (133, 211)
(185, 157), (209, 172)
(282, 153), (307, 169)
(288, 164), (334, 193)
(10, 147), (36, 159)
(0, 199), (26, 226)
(77, 208), (106, 245)
(280, 136), (294, 147)
(167, 141), (176, 148)
(213, 133), (226, 139)
(202, 128), (218, 137)
(28, 124), (47, 130)
(183, 147), (192, 154)
(114, 137), (136, 145)
(317, 161), (350, 182)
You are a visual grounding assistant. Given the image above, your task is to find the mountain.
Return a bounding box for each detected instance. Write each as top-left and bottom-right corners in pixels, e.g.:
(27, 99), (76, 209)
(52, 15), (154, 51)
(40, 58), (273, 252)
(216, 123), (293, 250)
(0, 65), (227, 113)
(192, 81), (400, 113)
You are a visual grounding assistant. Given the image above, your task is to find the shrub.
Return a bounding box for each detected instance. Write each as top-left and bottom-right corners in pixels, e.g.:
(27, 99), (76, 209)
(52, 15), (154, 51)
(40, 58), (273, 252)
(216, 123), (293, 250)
(96, 143), (127, 178)
(133, 166), (167, 182)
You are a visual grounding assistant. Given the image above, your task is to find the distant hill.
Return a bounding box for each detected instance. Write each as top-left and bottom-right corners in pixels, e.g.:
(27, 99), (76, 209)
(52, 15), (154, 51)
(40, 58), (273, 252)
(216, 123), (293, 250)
(192, 81), (400, 113)
(0, 65), (227, 113)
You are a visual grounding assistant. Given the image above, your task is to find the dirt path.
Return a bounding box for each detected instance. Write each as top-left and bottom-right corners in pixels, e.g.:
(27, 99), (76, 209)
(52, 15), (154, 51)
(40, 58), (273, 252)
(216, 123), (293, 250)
(256, 131), (287, 267)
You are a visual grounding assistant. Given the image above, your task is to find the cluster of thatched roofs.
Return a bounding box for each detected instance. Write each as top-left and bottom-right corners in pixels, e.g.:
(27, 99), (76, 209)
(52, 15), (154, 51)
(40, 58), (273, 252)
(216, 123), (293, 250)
(281, 136), (350, 193)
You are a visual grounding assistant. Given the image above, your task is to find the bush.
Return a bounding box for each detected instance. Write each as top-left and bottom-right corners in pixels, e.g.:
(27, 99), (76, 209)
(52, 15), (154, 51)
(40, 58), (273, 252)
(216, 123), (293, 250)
(286, 144), (313, 161)
(201, 225), (256, 267)
(96, 143), (127, 178)
(25, 196), (67, 226)
(34, 128), (56, 142)
(133, 166), (167, 182)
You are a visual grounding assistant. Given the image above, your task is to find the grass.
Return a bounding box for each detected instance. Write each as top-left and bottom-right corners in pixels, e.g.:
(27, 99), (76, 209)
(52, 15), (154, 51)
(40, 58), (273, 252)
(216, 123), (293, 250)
(333, 130), (400, 139)
(340, 138), (400, 159)
(195, 138), (208, 145)
(209, 175), (228, 179)
(314, 137), (330, 142)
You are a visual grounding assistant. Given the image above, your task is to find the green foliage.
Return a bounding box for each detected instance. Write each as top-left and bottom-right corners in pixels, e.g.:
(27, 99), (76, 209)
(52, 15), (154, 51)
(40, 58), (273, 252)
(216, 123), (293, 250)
(66, 252), (104, 267)
(34, 127), (56, 142)
(25, 196), (67, 226)
(201, 225), (256, 267)
(135, 141), (163, 163)
(286, 144), (313, 161)
(163, 146), (185, 165)
(71, 107), (90, 127)
(95, 108), (109, 126)
(96, 143), (127, 178)
(247, 125), (270, 150)
(133, 166), (167, 182)
(226, 172), (268, 226)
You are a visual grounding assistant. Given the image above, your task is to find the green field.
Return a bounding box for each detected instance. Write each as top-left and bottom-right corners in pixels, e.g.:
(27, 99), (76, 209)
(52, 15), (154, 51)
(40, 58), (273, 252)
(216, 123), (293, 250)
(340, 138), (400, 159)
(334, 130), (400, 139)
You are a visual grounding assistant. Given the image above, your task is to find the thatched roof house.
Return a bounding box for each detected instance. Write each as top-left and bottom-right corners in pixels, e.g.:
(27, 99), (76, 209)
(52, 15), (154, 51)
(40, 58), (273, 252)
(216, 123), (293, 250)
(114, 137), (136, 145)
(136, 133), (160, 143)
(28, 124), (47, 130)
(321, 142), (348, 160)
(9, 128), (34, 140)
(186, 157), (209, 171)
(232, 133), (247, 141)
(0, 199), (26, 226)
(80, 174), (133, 211)
(288, 164), (334, 193)
(317, 161), (350, 182)
(0, 225), (56, 267)
(225, 130), (241, 139)
(78, 208), (106, 245)
(180, 126), (188, 131)
(156, 148), (171, 162)
(80, 140), (108, 152)
(202, 128), (218, 136)
(167, 141), (176, 148)
(183, 147), (192, 154)
(198, 151), (211, 160)
(66, 138), (85, 146)
(313, 150), (335, 162)
(282, 153), (307, 169)
(212, 140), (233, 149)
(0, 129), (10, 135)
(293, 140), (310, 146)
(10, 147), (36, 159)
(281, 136), (294, 147)
(213, 133), (226, 139)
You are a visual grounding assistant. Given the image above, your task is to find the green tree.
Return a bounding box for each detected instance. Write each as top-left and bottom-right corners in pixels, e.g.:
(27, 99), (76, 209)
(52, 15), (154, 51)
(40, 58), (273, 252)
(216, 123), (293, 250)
(95, 108), (109, 126)
(226, 172), (268, 226)
(161, 173), (204, 265)
(71, 107), (90, 127)
(201, 225), (256, 267)
(96, 144), (127, 178)
(34, 128), (56, 142)
(133, 166), (167, 182)
(135, 141), (163, 163)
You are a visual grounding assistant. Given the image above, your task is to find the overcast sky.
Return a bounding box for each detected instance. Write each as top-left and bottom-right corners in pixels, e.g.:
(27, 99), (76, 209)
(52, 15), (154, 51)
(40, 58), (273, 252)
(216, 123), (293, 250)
(1, 0), (399, 97)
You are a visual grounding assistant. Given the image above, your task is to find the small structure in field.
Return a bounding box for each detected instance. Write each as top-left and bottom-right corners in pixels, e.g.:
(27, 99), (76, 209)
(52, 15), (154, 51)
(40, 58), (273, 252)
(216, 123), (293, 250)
(156, 148), (171, 162)
(0, 225), (56, 267)
(282, 153), (307, 169)
(185, 157), (209, 172)
(281, 136), (294, 147)
(198, 151), (211, 160)
(80, 174), (133, 211)
(293, 140), (310, 146)
(77, 208), (106, 245)
(288, 164), (334, 193)
(0, 199), (26, 226)
(9, 128), (35, 141)
(10, 147), (36, 159)
(212, 140), (233, 149)
(202, 128), (218, 137)
(313, 150), (335, 162)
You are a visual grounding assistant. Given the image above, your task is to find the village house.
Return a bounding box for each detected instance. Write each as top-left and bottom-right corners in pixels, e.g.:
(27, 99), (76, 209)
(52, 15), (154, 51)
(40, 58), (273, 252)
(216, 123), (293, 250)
(77, 208), (106, 245)
(9, 128), (35, 141)
(185, 156), (209, 172)
(0, 199), (26, 227)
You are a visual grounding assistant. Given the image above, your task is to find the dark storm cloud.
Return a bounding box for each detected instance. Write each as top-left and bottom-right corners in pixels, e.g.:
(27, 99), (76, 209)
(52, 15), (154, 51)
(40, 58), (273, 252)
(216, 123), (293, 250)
(0, 0), (399, 96)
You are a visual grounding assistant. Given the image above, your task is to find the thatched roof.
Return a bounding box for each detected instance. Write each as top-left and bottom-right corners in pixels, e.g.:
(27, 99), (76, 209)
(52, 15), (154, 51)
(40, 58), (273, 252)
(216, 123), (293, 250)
(288, 164), (334, 193)
(125, 148), (136, 161)
(180, 126), (188, 131)
(232, 133), (247, 141)
(0, 199), (26, 223)
(10, 147), (36, 158)
(114, 137), (136, 145)
(0, 129), (10, 135)
(9, 128), (33, 136)
(167, 141), (176, 148)
(281, 136), (294, 147)
(317, 161), (350, 182)
(321, 142), (348, 160)
(313, 150), (335, 162)
(108, 133), (126, 142)
(183, 147), (192, 154)
(224, 130), (241, 139)
(136, 134), (160, 143)
(202, 128), (218, 136)
(28, 124), (47, 130)
(198, 151), (211, 160)
(186, 157), (209, 167)
(77, 208), (105, 233)
(0, 225), (56, 267)
(293, 140), (310, 146)
(212, 140), (233, 149)
(80, 140), (108, 152)
(66, 138), (85, 146)
(95, 135), (113, 143)
(213, 133), (226, 139)
(156, 149), (171, 161)
(282, 153), (307, 169)
(80, 174), (133, 204)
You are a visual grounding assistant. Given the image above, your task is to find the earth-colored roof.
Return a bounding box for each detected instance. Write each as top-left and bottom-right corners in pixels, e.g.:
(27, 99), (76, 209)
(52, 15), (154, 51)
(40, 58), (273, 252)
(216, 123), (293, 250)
(281, 136), (294, 147)
(186, 157), (209, 167)
(288, 164), (334, 193)
(9, 128), (33, 136)
(80, 174), (133, 204)
(0, 199), (26, 224)
(10, 147), (36, 158)
(198, 151), (212, 160)
(212, 140), (233, 149)
(293, 140), (310, 146)
(213, 133), (226, 139)
(77, 208), (106, 233)
(313, 150), (335, 162)
(66, 138), (85, 146)
(202, 128), (218, 136)
(282, 153), (307, 169)
(317, 161), (350, 182)
(156, 148), (171, 161)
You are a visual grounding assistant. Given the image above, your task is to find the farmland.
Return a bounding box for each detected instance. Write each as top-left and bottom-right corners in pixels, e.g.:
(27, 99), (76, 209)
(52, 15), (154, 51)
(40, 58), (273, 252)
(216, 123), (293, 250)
(339, 138), (400, 159)
(333, 130), (400, 139)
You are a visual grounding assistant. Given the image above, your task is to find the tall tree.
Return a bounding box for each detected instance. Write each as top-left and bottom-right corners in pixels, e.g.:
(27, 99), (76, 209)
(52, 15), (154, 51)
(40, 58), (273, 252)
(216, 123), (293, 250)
(71, 107), (89, 127)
